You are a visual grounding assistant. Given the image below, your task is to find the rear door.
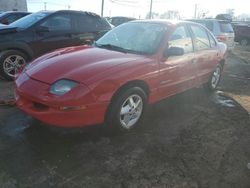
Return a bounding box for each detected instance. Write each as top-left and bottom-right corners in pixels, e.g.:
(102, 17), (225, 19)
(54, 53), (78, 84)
(32, 13), (76, 57)
(189, 24), (219, 85)
(158, 24), (196, 99)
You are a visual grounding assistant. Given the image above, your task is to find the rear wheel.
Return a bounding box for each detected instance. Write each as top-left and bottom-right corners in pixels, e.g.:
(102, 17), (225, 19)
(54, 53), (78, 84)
(205, 64), (222, 91)
(105, 87), (147, 132)
(0, 50), (28, 80)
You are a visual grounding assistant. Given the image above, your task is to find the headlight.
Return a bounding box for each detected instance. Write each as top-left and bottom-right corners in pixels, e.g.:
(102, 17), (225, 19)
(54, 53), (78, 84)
(50, 79), (78, 96)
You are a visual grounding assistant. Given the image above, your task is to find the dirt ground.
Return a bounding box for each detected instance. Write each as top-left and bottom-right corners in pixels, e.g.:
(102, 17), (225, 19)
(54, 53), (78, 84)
(0, 45), (250, 188)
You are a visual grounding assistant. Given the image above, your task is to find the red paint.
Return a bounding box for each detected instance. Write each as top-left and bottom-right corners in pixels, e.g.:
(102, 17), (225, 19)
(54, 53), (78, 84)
(15, 21), (227, 127)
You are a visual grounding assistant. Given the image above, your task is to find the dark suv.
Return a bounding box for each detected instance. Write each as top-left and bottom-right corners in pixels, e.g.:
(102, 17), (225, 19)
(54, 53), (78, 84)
(0, 11), (31, 25)
(109, 16), (136, 27)
(233, 24), (250, 46)
(0, 10), (112, 80)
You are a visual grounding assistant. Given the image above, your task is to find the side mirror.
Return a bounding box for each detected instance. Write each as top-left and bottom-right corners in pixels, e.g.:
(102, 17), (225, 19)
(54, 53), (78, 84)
(36, 26), (49, 33)
(165, 46), (185, 57)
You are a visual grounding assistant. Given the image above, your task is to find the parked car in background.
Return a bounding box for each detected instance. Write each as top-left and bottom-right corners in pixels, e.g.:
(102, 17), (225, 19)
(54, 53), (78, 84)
(215, 14), (232, 22)
(0, 11), (31, 25)
(188, 19), (235, 50)
(0, 10), (112, 80)
(233, 24), (250, 46)
(108, 16), (136, 26)
(15, 20), (227, 130)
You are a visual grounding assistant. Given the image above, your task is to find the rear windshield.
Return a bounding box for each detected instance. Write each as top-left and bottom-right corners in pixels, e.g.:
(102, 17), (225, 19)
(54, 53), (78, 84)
(219, 22), (234, 33)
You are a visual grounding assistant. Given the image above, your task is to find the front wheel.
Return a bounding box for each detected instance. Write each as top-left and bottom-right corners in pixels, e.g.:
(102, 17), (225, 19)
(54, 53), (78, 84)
(205, 64), (222, 91)
(105, 87), (147, 132)
(0, 50), (28, 80)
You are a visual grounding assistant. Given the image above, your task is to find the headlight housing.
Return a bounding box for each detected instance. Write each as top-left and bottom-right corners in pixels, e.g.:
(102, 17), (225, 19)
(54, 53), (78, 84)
(50, 79), (78, 96)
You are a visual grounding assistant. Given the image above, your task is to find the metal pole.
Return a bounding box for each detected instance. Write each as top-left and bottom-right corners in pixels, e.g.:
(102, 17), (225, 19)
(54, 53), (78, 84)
(149, 0), (153, 19)
(44, 2), (47, 11)
(101, 0), (104, 17)
(194, 4), (198, 18)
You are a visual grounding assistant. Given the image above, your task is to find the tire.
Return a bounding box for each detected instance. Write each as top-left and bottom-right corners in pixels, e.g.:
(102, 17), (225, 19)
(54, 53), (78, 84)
(240, 39), (248, 46)
(0, 50), (28, 80)
(204, 64), (222, 92)
(105, 87), (147, 132)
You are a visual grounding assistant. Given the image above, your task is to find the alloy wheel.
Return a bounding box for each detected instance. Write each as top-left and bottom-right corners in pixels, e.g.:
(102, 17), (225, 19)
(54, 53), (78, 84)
(119, 94), (143, 129)
(3, 55), (26, 78)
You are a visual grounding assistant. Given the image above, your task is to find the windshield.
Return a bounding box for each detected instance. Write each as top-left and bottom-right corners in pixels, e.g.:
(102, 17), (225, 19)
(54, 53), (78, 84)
(96, 22), (166, 55)
(10, 12), (50, 29)
(219, 22), (234, 33)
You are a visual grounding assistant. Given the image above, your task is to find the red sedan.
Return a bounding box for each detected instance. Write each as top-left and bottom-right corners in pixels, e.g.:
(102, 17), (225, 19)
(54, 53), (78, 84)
(15, 20), (227, 131)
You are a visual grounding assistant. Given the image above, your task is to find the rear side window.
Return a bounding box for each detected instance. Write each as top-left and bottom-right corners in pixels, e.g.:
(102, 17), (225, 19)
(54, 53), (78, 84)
(190, 25), (210, 50)
(41, 14), (71, 31)
(3, 14), (18, 24)
(219, 22), (234, 33)
(169, 25), (193, 54)
(76, 14), (110, 32)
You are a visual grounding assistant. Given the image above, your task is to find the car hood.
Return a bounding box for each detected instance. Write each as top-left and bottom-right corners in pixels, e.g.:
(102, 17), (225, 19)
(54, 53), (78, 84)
(26, 46), (146, 84)
(0, 25), (18, 34)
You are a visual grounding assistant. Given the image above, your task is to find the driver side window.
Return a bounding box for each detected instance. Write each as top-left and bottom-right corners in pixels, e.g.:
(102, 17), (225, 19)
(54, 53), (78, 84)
(169, 25), (193, 54)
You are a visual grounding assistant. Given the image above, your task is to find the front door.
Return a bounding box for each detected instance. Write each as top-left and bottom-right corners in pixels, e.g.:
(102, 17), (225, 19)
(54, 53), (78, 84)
(158, 25), (196, 100)
(31, 13), (77, 57)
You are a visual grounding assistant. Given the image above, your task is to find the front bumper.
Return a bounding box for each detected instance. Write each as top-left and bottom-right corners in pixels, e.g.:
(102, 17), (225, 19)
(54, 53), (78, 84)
(15, 73), (108, 127)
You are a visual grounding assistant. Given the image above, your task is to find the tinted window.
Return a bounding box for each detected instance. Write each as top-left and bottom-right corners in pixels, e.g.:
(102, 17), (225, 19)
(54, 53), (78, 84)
(41, 14), (71, 31)
(169, 25), (193, 54)
(10, 12), (50, 28)
(190, 25), (210, 50)
(219, 22), (234, 33)
(4, 14), (18, 24)
(76, 14), (110, 32)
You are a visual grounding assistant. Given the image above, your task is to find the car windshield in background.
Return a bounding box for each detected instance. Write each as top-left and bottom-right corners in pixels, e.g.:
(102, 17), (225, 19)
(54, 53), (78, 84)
(10, 12), (50, 29)
(219, 21), (234, 33)
(96, 22), (166, 55)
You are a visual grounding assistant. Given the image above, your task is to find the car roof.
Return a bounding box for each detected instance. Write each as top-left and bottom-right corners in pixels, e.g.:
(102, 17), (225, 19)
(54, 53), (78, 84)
(0, 11), (31, 15)
(132, 19), (197, 26)
(188, 18), (231, 23)
(111, 16), (135, 19)
(40, 10), (101, 17)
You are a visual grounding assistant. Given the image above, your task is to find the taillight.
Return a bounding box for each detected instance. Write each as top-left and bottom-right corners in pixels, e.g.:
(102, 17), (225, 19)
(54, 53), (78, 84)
(217, 35), (227, 42)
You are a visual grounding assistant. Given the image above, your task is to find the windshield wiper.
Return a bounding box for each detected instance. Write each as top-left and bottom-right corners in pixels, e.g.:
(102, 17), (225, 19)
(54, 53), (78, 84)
(95, 43), (138, 54)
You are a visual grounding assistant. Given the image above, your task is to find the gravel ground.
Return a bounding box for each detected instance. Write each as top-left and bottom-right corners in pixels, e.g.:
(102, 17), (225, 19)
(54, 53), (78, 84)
(0, 46), (249, 188)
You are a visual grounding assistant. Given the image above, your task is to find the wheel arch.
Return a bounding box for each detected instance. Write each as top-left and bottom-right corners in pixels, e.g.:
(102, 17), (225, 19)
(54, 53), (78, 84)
(104, 79), (150, 120)
(0, 42), (34, 61)
(115, 80), (150, 99)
